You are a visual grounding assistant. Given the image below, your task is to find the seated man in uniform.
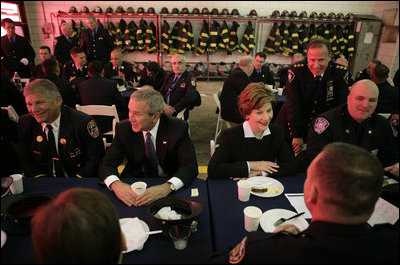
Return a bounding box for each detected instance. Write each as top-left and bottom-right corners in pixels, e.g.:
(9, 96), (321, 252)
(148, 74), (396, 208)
(304, 80), (398, 177)
(135, 61), (167, 91)
(205, 142), (399, 264)
(31, 188), (127, 264)
(159, 54), (199, 120)
(62, 47), (89, 88)
(17, 79), (104, 178)
(104, 48), (137, 89)
(99, 87), (198, 207)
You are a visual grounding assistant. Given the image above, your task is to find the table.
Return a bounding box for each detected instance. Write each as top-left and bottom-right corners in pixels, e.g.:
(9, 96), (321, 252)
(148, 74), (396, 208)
(1, 178), (213, 264)
(207, 173), (307, 251)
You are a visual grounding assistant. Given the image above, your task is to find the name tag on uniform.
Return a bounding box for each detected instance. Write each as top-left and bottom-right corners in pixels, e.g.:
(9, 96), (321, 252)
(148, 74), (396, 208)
(326, 80), (334, 102)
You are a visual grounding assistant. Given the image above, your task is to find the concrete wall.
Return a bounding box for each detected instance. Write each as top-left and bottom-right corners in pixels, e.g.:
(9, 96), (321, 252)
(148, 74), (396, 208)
(23, 1), (398, 75)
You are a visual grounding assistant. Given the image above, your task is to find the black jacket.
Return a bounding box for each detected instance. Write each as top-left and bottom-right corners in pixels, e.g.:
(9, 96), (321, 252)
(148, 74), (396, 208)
(80, 26), (114, 63)
(250, 64), (274, 85)
(54, 35), (79, 66)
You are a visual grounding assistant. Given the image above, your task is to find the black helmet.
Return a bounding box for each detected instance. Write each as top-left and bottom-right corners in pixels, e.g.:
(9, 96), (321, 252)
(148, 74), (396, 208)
(271, 10), (280, 18)
(221, 8), (229, 15)
(299, 11), (307, 18)
(160, 7), (169, 14)
(231, 9), (239, 15)
(319, 12), (327, 18)
(309, 11), (318, 18)
(289, 11), (298, 17)
(69, 6), (78, 13)
(201, 7), (209, 14)
(116, 6), (125, 13)
(172, 8), (179, 14)
(80, 6), (89, 13)
(249, 9), (257, 16)
(337, 13), (345, 19)
(211, 8), (219, 15)
(148, 7), (155, 14)
(345, 13), (355, 20)
(126, 7), (135, 13)
(137, 7), (145, 14)
(281, 10), (289, 17)
(192, 8), (200, 14)
(105, 7), (114, 13)
(328, 12), (336, 19)
(93, 6), (103, 13)
(181, 7), (189, 14)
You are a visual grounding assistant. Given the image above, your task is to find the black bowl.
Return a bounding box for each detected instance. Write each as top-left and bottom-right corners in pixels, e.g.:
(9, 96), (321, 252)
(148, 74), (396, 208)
(147, 196), (203, 236)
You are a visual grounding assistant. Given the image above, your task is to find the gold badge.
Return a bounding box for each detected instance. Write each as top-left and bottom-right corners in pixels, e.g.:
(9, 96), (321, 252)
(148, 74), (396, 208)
(60, 138), (67, 145)
(36, 136), (43, 142)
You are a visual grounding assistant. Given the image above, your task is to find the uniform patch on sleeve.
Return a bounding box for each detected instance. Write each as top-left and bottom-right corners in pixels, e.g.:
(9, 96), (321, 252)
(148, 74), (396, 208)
(288, 69), (295, 84)
(191, 77), (197, 87)
(229, 236), (247, 264)
(314, 117), (329, 134)
(87, 120), (100, 138)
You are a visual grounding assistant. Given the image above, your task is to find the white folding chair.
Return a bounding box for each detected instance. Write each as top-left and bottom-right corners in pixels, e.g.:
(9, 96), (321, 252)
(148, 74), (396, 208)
(75, 104), (119, 147)
(210, 139), (216, 157)
(1, 105), (19, 123)
(378, 113), (391, 119)
(213, 91), (231, 143)
(176, 108), (190, 136)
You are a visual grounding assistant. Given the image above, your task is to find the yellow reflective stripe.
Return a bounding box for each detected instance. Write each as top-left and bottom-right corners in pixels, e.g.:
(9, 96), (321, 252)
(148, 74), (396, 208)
(137, 29), (142, 34)
(145, 39), (151, 44)
(162, 33), (169, 38)
(292, 45), (298, 49)
(348, 47), (354, 51)
(221, 29), (228, 34)
(210, 43), (217, 47)
(348, 35), (354, 39)
(201, 33), (209, 37)
(76, 174), (83, 179)
(34, 174), (46, 178)
(210, 31), (218, 36)
(187, 32), (193, 37)
(223, 38), (229, 43)
(137, 40), (143, 44)
(292, 33), (299, 37)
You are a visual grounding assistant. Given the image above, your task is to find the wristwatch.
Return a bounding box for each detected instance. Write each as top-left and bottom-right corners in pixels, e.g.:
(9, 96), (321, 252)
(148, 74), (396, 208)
(167, 181), (176, 191)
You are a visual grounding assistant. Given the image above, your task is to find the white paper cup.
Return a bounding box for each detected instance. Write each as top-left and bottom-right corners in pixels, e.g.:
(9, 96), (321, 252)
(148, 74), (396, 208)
(131, 181), (147, 195)
(243, 206), (262, 232)
(10, 174), (24, 194)
(277, 87), (284, 96)
(237, 180), (251, 202)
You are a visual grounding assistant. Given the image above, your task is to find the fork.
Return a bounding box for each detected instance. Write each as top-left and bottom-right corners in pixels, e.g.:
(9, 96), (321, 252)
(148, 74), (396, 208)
(273, 212), (305, 227)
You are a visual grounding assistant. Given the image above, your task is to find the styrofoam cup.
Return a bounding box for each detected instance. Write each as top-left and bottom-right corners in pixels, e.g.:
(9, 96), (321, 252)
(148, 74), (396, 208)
(243, 206), (262, 232)
(10, 174), (24, 194)
(277, 87), (284, 96)
(237, 180), (251, 202)
(131, 181), (147, 195)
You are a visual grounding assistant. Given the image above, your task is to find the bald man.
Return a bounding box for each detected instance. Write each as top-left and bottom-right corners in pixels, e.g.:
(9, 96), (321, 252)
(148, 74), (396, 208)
(303, 80), (398, 176)
(220, 55), (254, 124)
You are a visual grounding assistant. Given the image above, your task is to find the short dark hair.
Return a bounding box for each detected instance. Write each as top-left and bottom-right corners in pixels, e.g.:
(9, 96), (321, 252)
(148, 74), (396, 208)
(39, 46), (51, 53)
(307, 38), (331, 54)
(238, 82), (277, 118)
(312, 142), (383, 218)
(88, 60), (103, 76)
(70, 47), (84, 56)
(42, 58), (59, 74)
(31, 188), (122, 264)
(147, 61), (161, 74)
(373, 63), (389, 80)
(371, 59), (381, 65)
(1, 18), (14, 27)
(255, 52), (267, 60)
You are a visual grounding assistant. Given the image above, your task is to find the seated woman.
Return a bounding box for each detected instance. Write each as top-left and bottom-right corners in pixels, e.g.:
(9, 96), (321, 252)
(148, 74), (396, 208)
(208, 82), (299, 179)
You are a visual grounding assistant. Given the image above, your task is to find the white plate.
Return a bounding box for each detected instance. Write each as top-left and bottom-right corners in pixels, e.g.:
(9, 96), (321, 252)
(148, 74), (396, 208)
(1, 230), (6, 248)
(247, 176), (284, 197)
(119, 218), (149, 253)
(260, 209), (309, 233)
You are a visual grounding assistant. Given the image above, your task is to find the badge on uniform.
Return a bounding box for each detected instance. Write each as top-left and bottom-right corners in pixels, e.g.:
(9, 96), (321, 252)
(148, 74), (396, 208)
(36, 135), (43, 143)
(229, 236), (247, 264)
(370, 149), (378, 156)
(191, 77), (196, 87)
(314, 117), (329, 134)
(326, 81), (334, 102)
(288, 69), (295, 84)
(87, 120), (100, 138)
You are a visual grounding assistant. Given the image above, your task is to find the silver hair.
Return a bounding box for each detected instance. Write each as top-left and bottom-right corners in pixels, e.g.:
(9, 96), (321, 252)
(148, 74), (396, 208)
(130, 87), (164, 114)
(24, 79), (61, 100)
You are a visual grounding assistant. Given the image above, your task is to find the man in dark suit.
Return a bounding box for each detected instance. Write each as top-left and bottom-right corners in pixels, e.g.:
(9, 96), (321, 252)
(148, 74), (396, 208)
(370, 63), (399, 114)
(54, 22), (79, 66)
(1, 18), (35, 78)
(42, 58), (77, 108)
(136, 61), (167, 91)
(30, 46), (61, 80)
(220, 56), (254, 124)
(77, 60), (128, 133)
(104, 48), (137, 87)
(249, 52), (274, 86)
(17, 79), (104, 178)
(99, 87), (198, 207)
(80, 15), (114, 64)
(159, 54), (198, 120)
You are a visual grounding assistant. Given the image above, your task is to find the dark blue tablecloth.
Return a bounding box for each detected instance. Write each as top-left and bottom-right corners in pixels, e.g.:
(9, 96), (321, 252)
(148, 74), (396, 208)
(1, 177), (212, 264)
(207, 173), (307, 251)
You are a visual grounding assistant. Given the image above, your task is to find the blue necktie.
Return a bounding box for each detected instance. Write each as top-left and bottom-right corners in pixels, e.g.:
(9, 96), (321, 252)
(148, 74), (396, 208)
(166, 75), (179, 104)
(144, 132), (158, 178)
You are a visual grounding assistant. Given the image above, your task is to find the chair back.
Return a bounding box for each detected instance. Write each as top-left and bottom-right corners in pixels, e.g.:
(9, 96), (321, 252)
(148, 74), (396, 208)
(210, 140), (216, 157)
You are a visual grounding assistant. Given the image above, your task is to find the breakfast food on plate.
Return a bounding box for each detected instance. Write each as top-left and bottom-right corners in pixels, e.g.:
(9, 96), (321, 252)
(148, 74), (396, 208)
(251, 186), (269, 193)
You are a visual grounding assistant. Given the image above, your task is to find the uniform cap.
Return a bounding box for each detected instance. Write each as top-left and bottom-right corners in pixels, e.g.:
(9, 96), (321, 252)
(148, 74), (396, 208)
(211, 8), (219, 15)
(80, 6), (89, 13)
(181, 7), (190, 14)
(147, 7), (155, 14)
(93, 6), (103, 13)
(105, 7), (114, 13)
(201, 7), (209, 14)
(221, 8), (229, 15)
(271, 10), (280, 18)
(249, 9), (257, 16)
(116, 6), (125, 13)
(231, 9), (239, 15)
(172, 8), (179, 14)
(192, 8), (200, 14)
(69, 6), (78, 13)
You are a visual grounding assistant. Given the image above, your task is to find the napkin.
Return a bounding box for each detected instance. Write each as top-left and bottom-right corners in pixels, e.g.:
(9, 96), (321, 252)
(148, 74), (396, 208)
(120, 217), (148, 252)
(155, 206), (182, 220)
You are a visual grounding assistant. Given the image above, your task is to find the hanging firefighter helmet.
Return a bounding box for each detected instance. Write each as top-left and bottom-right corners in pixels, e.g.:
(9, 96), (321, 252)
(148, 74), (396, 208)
(289, 11), (298, 17)
(201, 8), (209, 14)
(116, 6), (125, 13)
(192, 8), (200, 14)
(309, 11), (318, 18)
(181, 7), (190, 14)
(126, 7), (135, 13)
(69, 6), (78, 13)
(231, 9), (240, 15)
(161, 7), (169, 14)
(211, 8), (219, 15)
(249, 9), (257, 16)
(271, 10), (280, 18)
(345, 13), (355, 20)
(105, 7), (114, 13)
(328, 12), (336, 19)
(137, 7), (145, 14)
(93, 6), (103, 13)
(319, 12), (327, 18)
(172, 8), (179, 14)
(221, 8), (229, 15)
(281, 10), (289, 17)
(80, 6), (89, 13)
(147, 7), (155, 14)
(337, 13), (345, 19)
(299, 11), (307, 18)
